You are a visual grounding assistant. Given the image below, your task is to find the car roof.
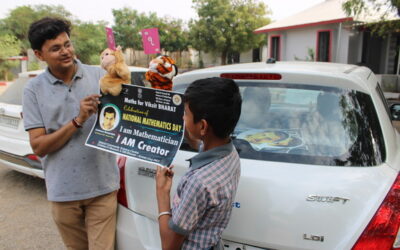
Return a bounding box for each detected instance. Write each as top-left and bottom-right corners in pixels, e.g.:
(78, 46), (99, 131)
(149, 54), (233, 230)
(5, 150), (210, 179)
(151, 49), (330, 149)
(174, 61), (375, 93)
(128, 66), (147, 72)
(18, 70), (44, 78)
(17, 66), (147, 78)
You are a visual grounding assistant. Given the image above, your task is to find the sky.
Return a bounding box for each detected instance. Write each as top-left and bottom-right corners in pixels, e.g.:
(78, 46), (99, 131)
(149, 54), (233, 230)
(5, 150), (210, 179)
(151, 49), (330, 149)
(0, 0), (325, 24)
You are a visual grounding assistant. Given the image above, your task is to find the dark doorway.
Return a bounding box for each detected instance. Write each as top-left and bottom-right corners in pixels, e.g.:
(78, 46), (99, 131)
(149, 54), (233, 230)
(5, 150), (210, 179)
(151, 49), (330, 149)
(317, 30), (331, 62)
(361, 31), (383, 73)
(270, 36), (281, 61)
(253, 48), (261, 62)
(227, 52), (240, 64)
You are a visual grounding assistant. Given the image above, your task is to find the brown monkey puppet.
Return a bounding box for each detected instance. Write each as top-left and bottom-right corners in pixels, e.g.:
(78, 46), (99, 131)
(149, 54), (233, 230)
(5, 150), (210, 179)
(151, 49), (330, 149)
(100, 46), (131, 96)
(145, 55), (177, 91)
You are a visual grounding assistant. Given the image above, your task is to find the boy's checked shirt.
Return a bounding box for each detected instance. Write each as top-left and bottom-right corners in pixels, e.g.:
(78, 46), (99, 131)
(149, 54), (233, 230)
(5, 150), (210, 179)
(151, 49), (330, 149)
(168, 141), (241, 249)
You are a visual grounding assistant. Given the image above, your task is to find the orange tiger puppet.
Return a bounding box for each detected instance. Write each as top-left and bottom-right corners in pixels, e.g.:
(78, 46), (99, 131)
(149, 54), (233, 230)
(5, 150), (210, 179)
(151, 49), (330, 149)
(145, 55), (178, 90)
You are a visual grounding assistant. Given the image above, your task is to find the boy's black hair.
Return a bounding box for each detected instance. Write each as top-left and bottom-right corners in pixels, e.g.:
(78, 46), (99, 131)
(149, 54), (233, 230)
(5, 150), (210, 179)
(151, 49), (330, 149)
(184, 77), (242, 139)
(104, 107), (116, 116)
(28, 17), (71, 51)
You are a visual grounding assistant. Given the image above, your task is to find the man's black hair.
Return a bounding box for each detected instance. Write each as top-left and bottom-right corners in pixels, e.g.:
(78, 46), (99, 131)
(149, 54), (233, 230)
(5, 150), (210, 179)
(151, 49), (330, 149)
(28, 17), (71, 51)
(184, 77), (242, 139)
(104, 107), (116, 117)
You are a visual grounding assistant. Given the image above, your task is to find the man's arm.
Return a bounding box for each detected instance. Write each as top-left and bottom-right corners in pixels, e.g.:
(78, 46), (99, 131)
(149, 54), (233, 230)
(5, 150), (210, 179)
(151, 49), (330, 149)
(156, 166), (186, 250)
(28, 94), (100, 157)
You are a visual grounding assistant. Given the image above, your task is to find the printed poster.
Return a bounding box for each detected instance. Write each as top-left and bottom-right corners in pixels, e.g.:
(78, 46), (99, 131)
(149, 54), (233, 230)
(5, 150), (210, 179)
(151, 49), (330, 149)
(86, 84), (184, 167)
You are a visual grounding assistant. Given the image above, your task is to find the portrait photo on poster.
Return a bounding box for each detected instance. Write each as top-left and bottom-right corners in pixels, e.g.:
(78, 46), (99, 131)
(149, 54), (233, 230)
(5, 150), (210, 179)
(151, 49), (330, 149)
(99, 104), (121, 131)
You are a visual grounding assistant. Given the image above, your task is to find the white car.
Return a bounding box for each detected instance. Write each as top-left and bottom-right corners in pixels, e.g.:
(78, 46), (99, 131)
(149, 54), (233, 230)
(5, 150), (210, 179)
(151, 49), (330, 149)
(116, 61), (400, 250)
(0, 66), (148, 178)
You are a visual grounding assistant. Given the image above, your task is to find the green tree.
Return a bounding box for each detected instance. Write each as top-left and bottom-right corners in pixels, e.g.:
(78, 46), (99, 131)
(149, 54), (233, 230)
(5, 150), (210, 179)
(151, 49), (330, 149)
(0, 35), (21, 81)
(112, 7), (189, 63)
(189, 0), (270, 65)
(158, 18), (190, 53)
(112, 8), (161, 50)
(72, 21), (107, 65)
(1, 5), (72, 55)
(342, 0), (400, 35)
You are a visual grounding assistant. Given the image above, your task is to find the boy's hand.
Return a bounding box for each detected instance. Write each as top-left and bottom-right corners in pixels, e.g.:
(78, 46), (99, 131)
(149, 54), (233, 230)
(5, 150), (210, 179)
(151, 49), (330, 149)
(156, 165), (174, 195)
(76, 94), (101, 124)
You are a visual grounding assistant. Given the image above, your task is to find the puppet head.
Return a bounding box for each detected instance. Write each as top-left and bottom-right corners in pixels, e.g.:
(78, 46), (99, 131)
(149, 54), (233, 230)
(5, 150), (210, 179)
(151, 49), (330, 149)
(145, 55), (178, 90)
(99, 46), (131, 96)
(100, 48), (116, 71)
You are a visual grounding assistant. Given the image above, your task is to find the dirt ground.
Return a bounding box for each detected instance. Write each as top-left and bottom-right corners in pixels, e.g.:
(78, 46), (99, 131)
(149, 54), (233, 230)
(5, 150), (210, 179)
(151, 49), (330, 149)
(0, 167), (64, 250)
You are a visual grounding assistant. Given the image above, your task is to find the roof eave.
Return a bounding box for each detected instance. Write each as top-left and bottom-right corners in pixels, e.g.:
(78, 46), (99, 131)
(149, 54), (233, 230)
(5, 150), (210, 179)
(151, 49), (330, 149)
(254, 17), (354, 34)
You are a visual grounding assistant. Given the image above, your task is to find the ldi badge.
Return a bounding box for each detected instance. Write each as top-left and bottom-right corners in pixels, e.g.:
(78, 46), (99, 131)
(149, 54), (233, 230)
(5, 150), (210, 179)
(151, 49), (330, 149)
(304, 234), (324, 242)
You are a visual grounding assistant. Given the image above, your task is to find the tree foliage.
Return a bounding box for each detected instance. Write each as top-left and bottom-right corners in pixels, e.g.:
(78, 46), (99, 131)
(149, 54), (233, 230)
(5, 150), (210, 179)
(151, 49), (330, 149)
(1, 5), (72, 54)
(0, 34), (21, 80)
(72, 21), (107, 64)
(112, 8), (189, 53)
(0, 5), (109, 65)
(189, 0), (270, 65)
(342, 0), (400, 35)
(159, 18), (189, 53)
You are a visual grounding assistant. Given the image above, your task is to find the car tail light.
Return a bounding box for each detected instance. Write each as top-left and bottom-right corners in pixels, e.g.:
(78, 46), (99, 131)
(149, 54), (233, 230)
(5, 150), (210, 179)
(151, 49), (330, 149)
(26, 154), (40, 162)
(220, 73), (282, 80)
(352, 173), (400, 250)
(117, 156), (128, 207)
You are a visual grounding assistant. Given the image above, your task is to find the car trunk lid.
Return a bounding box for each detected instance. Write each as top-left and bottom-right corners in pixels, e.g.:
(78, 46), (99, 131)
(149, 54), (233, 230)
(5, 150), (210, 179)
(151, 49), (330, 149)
(0, 103), (25, 139)
(122, 151), (397, 250)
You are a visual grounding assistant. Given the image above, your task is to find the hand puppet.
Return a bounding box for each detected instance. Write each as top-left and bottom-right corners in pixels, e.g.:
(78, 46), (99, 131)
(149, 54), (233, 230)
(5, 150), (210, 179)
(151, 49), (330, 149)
(100, 46), (131, 96)
(145, 55), (178, 90)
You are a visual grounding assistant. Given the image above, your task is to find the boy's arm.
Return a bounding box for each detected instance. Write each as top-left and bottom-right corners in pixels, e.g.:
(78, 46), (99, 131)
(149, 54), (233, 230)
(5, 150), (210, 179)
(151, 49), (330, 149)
(156, 166), (185, 250)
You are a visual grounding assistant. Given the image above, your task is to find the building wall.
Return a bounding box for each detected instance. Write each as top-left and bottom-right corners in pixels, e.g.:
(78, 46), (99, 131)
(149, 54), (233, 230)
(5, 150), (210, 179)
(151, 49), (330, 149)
(240, 50), (253, 63)
(266, 23), (352, 63)
(336, 24), (351, 63)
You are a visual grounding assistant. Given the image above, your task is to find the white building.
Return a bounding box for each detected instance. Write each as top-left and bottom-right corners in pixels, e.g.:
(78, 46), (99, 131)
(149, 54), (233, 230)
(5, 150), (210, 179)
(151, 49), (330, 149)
(254, 0), (399, 74)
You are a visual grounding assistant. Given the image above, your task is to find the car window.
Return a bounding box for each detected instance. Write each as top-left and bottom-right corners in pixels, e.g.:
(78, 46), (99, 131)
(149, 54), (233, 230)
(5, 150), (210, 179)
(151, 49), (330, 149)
(0, 77), (28, 105)
(234, 83), (385, 166)
(375, 83), (392, 119)
(177, 81), (385, 167)
(131, 71), (146, 86)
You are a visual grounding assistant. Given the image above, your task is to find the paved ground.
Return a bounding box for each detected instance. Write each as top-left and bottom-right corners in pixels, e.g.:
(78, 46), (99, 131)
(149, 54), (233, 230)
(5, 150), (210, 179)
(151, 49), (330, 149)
(0, 84), (8, 95)
(0, 167), (64, 250)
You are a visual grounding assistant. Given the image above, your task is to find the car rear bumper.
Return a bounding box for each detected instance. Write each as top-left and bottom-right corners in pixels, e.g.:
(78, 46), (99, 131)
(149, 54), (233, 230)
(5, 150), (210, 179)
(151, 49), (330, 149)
(0, 150), (43, 178)
(116, 204), (161, 250)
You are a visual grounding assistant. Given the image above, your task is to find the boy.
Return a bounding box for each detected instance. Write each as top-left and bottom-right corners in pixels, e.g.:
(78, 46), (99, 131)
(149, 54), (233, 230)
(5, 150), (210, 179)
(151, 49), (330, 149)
(23, 17), (119, 250)
(156, 77), (242, 249)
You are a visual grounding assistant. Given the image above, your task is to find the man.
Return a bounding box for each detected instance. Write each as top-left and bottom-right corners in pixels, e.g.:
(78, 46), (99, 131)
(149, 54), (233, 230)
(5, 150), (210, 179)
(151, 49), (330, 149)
(23, 17), (119, 250)
(102, 106), (116, 131)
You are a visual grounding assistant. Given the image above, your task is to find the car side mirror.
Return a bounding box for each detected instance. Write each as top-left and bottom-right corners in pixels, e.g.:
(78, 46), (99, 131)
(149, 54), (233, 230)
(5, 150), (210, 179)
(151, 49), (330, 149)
(390, 104), (400, 121)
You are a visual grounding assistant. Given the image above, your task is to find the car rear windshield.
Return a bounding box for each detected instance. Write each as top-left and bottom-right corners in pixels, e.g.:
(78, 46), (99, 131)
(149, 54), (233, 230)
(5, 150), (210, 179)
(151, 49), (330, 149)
(180, 82), (385, 167)
(0, 77), (27, 105)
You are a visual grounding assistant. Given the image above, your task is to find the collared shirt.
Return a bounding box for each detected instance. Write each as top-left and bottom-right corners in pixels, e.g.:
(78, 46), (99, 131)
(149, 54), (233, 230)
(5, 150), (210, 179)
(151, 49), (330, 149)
(22, 60), (119, 202)
(169, 141), (241, 249)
